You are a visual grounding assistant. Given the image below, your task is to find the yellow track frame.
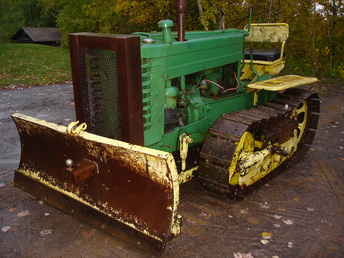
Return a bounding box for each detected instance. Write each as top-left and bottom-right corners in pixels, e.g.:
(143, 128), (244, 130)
(228, 101), (309, 186)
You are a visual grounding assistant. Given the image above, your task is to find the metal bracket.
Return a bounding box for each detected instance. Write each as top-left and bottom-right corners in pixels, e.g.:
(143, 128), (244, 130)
(179, 133), (192, 171)
(253, 90), (260, 106)
(66, 121), (87, 136)
(178, 166), (198, 184)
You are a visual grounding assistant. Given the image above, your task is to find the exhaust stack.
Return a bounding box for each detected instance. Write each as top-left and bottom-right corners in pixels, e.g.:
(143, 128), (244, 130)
(177, 0), (187, 41)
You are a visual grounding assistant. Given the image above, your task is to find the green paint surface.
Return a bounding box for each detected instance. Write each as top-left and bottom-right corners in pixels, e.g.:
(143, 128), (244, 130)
(136, 28), (275, 152)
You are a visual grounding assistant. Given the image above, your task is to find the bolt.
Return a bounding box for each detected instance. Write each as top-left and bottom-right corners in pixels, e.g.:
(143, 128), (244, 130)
(143, 38), (155, 44)
(65, 159), (73, 167)
(176, 214), (183, 226)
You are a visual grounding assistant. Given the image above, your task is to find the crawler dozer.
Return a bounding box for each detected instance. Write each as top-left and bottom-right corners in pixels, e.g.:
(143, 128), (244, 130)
(12, 0), (320, 245)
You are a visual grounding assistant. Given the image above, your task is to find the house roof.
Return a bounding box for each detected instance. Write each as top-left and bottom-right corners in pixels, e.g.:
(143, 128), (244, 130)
(12, 27), (61, 42)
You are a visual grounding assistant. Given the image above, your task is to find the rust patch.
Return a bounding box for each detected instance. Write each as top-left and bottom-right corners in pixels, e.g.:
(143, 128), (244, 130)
(12, 114), (179, 242)
(70, 159), (98, 185)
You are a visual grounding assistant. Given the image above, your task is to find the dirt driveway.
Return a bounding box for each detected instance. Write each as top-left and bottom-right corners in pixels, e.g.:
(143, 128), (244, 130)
(0, 82), (343, 258)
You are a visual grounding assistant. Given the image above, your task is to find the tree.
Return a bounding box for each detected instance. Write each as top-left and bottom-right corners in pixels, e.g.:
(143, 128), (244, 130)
(317, 0), (344, 75)
(0, 0), (56, 42)
(28, 0), (344, 78)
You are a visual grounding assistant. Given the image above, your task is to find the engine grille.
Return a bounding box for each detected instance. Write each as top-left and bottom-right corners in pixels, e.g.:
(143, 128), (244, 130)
(83, 48), (121, 139)
(69, 33), (144, 145)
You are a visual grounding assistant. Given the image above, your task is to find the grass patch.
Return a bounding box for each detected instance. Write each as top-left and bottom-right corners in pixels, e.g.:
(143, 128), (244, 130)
(0, 43), (71, 88)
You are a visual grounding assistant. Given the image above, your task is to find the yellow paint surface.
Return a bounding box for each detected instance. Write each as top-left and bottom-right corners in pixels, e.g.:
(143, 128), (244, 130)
(245, 23), (289, 43)
(228, 101), (310, 186)
(247, 75), (319, 91)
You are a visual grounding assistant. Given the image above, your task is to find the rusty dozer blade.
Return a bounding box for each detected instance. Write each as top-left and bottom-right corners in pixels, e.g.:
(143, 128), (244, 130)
(11, 113), (181, 243)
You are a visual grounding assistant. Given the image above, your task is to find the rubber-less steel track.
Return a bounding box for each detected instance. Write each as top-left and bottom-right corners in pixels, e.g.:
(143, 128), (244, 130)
(198, 88), (320, 197)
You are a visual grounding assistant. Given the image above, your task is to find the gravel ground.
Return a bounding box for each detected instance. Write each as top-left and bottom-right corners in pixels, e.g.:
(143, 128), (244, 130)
(0, 84), (74, 171)
(0, 83), (343, 258)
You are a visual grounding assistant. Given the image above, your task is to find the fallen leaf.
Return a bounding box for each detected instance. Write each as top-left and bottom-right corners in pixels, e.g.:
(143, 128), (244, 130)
(40, 229), (52, 236)
(261, 232), (273, 239)
(17, 210), (30, 217)
(306, 207), (315, 212)
(282, 219), (294, 225)
(247, 217), (260, 225)
(44, 212), (50, 216)
(1, 226), (11, 232)
(240, 209), (248, 215)
(260, 202), (270, 209)
(273, 224), (281, 228)
(200, 212), (209, 218)
(233, 252), (254, 258)
(260, 239), (270, 245)
(272, 215), (282, 220)
(288, 241), (293, 248)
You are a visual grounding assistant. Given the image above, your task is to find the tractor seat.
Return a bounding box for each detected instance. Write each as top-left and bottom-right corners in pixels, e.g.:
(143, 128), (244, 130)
(244, 48), (281, 62)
